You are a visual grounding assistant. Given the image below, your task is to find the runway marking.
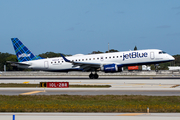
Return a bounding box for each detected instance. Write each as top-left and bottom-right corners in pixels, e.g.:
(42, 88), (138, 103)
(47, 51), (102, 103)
(23, 81), (29, 84)
(171, 85), (180, 88)
(20, 91), (44, 95)
(117, 113), (144, 116)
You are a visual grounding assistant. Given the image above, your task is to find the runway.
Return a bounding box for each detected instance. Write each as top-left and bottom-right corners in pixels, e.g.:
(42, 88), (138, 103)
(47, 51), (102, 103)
(0, 88), (180, 96)
(1, 76), (180, 79)
(0, 113), (180, 120)
(0, 76), (180, 96)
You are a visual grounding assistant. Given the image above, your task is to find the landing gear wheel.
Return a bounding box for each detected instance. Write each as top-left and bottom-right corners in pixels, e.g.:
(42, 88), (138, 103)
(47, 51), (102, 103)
(89, 73), (99, 79)
(89, 73), (94, 79)
(94, 73), (99, 79)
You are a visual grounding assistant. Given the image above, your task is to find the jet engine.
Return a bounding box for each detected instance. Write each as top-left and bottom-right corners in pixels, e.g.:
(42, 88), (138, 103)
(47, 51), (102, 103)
(101, 64), (123, 73)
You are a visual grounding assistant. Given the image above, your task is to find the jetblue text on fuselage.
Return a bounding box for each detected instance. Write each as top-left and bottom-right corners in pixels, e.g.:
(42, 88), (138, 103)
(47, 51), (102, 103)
(123, 52), (148, 61)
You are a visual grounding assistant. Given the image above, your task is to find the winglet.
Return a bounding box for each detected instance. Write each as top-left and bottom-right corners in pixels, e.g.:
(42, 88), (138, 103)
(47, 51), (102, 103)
(60, 54), (71, 62)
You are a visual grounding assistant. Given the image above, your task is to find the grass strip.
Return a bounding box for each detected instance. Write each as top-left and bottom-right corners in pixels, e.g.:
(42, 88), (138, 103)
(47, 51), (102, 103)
(0, 83), (39, 87)
(0, 95), (180, 112)
(0, 83), (111, 88)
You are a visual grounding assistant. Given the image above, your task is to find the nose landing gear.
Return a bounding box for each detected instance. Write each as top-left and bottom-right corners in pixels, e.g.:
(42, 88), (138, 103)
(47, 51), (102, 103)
(89, 72), (99, 79)
(155, 64), (159, 72)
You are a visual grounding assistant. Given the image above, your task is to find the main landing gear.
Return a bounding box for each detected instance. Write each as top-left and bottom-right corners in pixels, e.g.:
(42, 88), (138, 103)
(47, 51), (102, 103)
(89, 72), (99, 79)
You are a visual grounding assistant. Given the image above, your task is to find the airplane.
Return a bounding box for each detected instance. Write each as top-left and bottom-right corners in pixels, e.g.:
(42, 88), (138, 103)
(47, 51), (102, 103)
(7, 38), (175, 79)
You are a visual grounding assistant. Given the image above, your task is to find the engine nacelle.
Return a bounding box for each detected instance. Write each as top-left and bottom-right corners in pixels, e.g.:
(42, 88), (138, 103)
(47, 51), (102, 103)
(101, 64), (123, 73)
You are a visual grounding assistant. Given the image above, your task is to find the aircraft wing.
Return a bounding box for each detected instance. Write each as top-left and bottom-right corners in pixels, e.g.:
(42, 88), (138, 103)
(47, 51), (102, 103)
(74, 62), (101, 71)
(60, 54), (118, 71)
(6, 61), (31, 66)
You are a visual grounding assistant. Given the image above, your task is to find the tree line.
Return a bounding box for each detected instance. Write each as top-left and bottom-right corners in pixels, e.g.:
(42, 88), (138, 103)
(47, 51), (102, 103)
(0, 50), (179, 71)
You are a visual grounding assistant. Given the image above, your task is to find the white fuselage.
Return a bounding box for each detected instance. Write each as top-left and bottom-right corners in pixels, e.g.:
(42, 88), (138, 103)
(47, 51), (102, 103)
(18, 49), (174, 72)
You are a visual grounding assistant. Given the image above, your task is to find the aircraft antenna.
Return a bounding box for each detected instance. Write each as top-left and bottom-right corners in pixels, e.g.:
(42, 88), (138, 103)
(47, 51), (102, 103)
(108, 43), (109, 53)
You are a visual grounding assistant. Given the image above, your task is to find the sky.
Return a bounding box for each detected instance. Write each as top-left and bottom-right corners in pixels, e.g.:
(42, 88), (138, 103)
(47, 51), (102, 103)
(0, 0), (180, 55)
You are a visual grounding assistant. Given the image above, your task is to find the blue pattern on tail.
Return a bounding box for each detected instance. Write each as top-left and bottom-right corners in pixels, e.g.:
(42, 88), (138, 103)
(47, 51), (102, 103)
(11, 38), (43, 62)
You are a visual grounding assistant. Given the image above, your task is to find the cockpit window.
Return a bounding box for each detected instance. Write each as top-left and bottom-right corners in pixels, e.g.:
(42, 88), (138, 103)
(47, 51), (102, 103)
(159, 51), (166, 54)
(162, 51), (166, 54)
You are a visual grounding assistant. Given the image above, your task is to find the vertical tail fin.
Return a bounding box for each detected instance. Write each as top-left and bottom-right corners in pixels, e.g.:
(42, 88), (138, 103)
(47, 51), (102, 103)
(11, 38), (43, 62)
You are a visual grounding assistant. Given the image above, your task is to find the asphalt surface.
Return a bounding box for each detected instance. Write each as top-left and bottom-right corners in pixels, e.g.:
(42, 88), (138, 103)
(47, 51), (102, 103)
(0, 76), (180, 96)
(0, 88), (180, 96)
(0, 76), (180, 79)
(0, 113), (180, 120)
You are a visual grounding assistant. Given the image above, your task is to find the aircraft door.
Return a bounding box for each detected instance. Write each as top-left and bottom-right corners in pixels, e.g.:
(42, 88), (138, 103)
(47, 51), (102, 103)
(150, 52), (154, 59)
(44, 61), (49, 69)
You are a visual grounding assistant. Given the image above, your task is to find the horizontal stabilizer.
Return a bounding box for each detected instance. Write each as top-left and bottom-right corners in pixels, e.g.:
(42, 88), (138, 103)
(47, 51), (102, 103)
(7, 61), (31, 66)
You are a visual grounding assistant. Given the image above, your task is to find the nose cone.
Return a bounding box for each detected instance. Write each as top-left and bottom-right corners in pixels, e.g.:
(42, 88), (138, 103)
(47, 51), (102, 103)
(169, 55), (175, 61)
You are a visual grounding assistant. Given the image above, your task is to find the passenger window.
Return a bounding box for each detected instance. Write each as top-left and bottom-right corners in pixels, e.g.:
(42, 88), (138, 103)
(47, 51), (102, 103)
(82, 59), (84, 61)
(117, 56), (118, 58)
(105, 57), (107, 59)
(89, 58), (91, 60)
(109, 57), (111, 59)
(113, 56), (115, 58)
